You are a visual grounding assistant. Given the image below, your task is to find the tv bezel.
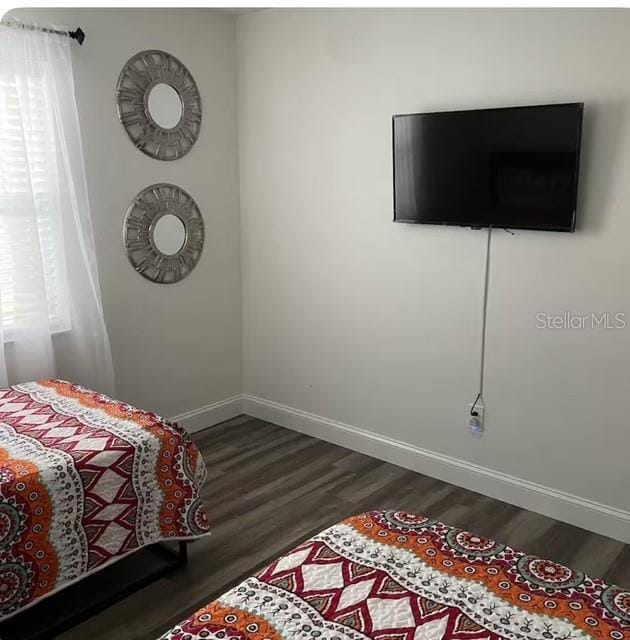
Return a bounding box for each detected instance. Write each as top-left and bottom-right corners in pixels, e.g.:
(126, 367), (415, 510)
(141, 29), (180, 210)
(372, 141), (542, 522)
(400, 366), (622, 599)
(392, 102), (584, 233)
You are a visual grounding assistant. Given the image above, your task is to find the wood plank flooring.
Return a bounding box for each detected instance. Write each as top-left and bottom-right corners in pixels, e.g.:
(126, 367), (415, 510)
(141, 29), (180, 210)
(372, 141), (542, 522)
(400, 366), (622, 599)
(40, 415), (630, 639)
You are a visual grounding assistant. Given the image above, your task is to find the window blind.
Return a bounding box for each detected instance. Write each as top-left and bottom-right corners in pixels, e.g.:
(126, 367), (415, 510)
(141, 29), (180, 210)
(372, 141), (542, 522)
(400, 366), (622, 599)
(0, 67), (71, 339)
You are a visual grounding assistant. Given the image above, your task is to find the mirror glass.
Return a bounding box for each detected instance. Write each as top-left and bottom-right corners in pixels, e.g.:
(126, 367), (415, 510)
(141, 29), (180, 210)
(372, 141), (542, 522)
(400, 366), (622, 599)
(147, 83), (182, 129)
(153, 214), (186, 255)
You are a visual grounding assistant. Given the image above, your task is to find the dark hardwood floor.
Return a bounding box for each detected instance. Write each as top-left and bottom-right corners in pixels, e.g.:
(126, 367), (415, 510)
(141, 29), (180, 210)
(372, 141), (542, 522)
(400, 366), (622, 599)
(44, 415), (630, 639)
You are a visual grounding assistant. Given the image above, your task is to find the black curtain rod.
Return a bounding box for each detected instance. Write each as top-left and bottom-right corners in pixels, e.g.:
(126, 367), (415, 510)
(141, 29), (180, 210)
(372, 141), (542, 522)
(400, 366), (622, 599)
(1, 21), (85, 45)
(66, 27), (86, 45)
(45, 26), (85, 45)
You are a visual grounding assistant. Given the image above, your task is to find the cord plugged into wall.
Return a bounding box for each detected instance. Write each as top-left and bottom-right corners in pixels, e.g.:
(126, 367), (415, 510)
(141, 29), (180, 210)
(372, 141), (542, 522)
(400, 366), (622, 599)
(468, 394), (484, 436)
(468, 225), (494, 437)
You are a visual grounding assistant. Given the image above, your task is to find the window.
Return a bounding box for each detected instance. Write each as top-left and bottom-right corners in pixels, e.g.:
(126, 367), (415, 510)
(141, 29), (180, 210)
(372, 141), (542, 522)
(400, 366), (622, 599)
(0, 66), (71, 339)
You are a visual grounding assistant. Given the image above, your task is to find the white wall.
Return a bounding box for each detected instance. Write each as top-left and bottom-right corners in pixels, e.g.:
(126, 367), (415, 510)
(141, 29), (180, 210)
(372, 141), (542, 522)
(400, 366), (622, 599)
(6, 8), (243, 420)
(237, 9), (630, 536)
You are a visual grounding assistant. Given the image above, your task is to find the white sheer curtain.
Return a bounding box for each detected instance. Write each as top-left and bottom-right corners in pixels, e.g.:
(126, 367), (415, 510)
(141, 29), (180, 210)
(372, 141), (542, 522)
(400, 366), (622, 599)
(0, 21), (115, 395)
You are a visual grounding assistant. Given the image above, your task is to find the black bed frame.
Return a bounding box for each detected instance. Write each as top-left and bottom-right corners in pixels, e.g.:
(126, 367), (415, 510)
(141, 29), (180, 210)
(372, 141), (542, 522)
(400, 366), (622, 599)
(0, 541), (189, 640)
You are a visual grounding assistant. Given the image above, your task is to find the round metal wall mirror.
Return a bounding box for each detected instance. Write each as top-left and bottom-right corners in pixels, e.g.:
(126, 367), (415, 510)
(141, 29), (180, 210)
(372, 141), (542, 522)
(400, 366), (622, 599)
(124, 184), (204, 284)
(116, 50), (201, 160)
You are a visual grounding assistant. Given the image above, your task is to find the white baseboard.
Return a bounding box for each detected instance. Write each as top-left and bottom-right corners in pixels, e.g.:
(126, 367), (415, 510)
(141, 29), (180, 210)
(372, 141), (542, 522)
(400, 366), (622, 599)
(172, 395), (243, 433)
(242, 394), (630, 544)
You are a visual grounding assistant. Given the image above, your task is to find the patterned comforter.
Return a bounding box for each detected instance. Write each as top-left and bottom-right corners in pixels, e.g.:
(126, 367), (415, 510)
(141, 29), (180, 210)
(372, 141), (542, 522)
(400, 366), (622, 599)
(163, 511), (629, 640)
(0, 379), (210, 620)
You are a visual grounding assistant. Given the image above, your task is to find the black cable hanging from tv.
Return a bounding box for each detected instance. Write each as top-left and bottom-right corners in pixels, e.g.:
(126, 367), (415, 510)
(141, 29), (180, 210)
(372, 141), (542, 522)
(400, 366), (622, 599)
(470, 226), (492, 418)
(1, 20), (85, 45)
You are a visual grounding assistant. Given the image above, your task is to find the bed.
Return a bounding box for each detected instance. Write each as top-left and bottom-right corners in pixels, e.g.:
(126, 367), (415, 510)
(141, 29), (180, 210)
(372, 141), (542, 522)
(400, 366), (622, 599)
(161, 510), (629, 640)
(0, 379), (210, 621)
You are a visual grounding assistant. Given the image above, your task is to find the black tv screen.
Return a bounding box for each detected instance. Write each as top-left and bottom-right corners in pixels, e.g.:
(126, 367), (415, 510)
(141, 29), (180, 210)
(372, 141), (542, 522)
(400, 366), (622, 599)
(392, 103), (583, 232)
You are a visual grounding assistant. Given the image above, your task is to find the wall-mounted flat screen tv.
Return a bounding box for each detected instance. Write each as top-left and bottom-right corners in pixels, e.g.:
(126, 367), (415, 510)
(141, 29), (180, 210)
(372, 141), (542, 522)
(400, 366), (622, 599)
(392, 103), (583, 232)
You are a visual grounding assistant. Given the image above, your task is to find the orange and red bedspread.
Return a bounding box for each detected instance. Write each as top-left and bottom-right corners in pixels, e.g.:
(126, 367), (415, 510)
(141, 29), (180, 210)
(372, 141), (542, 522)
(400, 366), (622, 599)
(0, 379), (210, 620)
(162, 511), (629, 640)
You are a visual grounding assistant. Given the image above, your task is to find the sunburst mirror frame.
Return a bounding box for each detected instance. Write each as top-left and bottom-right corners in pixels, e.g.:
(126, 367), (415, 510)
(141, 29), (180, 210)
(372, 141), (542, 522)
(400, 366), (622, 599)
(116, 50), (202, 160)
(123, 184), (205, 284)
